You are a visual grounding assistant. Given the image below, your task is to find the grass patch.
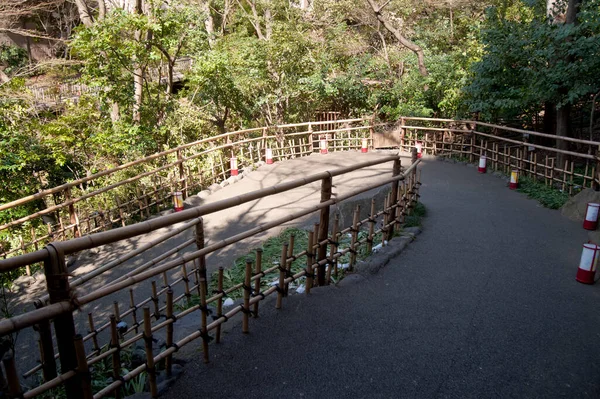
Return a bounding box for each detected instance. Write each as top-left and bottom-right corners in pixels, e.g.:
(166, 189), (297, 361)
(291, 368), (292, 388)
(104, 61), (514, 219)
(404, 202), (426, 227)
(517, 176), (569, 209)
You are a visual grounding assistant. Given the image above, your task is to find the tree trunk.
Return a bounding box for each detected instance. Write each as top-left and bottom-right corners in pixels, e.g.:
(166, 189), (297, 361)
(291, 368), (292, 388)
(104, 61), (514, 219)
(132, 0), (144, 123)
(74, 0), (94, 27)
(201, 1), (215, 48)
(556, 104), (570, 167)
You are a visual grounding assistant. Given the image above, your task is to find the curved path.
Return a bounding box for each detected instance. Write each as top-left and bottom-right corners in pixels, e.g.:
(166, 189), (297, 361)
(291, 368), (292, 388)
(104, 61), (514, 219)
(163, 157), (600, 398)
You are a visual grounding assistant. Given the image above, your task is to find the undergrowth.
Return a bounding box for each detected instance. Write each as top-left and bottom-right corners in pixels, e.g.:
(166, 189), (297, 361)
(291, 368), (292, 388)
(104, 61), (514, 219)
(517, 176), (569, 209)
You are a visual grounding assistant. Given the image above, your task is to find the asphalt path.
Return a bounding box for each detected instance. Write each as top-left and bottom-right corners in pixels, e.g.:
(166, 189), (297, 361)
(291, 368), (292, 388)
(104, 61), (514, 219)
(163, 158), (600, 399)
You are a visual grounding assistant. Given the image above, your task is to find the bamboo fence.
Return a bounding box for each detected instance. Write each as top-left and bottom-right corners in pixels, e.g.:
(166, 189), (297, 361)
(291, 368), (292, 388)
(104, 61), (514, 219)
(2, 116), (599, 265)
(0, 152), (421, 398)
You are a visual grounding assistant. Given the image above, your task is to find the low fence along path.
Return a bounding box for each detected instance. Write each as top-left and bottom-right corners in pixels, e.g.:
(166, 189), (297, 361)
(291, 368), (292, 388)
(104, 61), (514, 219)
(164, 158), (600, 398)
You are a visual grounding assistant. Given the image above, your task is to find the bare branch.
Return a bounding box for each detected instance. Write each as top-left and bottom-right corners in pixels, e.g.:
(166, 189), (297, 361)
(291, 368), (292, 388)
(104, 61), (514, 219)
(366, 0), (428, 76)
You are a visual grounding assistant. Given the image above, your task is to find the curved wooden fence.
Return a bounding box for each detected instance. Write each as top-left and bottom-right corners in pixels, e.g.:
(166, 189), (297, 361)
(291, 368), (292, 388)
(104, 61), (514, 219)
(2, 116), (600, 266)
(0, 150), (421, 398)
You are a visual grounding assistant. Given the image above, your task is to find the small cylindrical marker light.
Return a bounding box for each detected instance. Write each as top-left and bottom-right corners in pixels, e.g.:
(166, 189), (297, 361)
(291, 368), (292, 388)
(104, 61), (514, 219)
(173, 191), (184, 212)
(415, 141), (423, 159)
(509, 169), (519, 190)
(265, 148), (273, 164)
(583, 203), (600, 230)
(361, 138), (368, 153)
(478, 156), (487, 174)
(230, 156), (238, 176)
(320, 136), (328, 154)
(576, 243), (600, 284)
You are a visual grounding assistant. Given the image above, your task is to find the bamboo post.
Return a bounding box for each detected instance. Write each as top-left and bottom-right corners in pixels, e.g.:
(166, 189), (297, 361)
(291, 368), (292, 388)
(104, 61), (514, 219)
(181, 263), (191, 306)
(165, 289), (174, 376)
(177, 149), (188, 199)
(88, 313), (100, 354)
(328, 214), (339, 283)
(367, 199), (376, 254)
(216, 267), (224, 344)
(193, 261), (202, 297)
(569, 161), (574, 195)
(34, 300), (57, 381)
(545, 156), (549, 186)
(242, 258), (252, 333)
(43, 244), (80, 399)
(110, 315), (122, 399)
(562, 160), (568, 192)
(254, 249), (263, 316)
(349, 206), (360, 270)
(128, 289), (139, 335)
(114, 196), (126, 227)
(2, 351), (22, 397)
(317, 175), (332, 286)
(64, 187), (80, 238)
(151, 281), (160, 320)
(143, 308), (158, 398)
(382, 195), (390, 244)
(195, 218), (208, 294)
(276, 244), (288, 309)
(74, 335), (93, 399)
(305, 231), (314, 294)
(285, 235), (294, 294)
(389, 158), (401, 237)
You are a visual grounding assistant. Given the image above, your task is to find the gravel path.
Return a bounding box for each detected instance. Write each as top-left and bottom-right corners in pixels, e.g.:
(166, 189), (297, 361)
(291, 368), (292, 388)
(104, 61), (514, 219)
(162, 158), (600, 399)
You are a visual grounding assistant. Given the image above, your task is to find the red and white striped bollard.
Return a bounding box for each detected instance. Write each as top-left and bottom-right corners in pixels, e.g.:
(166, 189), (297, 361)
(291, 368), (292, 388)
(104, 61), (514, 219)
(415, 141), (423, 159)
(576, 243), (600, 284)
(230, 156), (238, 176)
(361, 138), (368, 153)
(509, 169), (519, 190)
(478, 156), (487, 174)
(583, 203), (600, 230)
(320, 136), (328, 154)
(173, 191), (184, 212)
(265, 148), (273, 164)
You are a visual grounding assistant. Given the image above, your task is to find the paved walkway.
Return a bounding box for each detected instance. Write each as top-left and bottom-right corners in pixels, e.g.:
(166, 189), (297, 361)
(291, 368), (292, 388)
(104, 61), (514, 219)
(163, 158), (600, 398)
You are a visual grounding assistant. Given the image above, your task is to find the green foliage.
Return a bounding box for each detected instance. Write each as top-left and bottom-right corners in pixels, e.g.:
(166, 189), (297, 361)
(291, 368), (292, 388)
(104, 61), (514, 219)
(404, 202), (426, 227)
(465, 0), (600, 121)
(0, 45), (28, 76)
(517, 176), (569, 209)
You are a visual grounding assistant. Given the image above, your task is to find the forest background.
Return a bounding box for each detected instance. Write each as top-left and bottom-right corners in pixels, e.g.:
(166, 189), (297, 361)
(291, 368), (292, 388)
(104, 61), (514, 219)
(0, 0), (599, 248)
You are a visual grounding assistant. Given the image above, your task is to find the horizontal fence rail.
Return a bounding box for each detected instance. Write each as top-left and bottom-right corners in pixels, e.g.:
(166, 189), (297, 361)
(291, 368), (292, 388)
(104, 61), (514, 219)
(2, 116), (600, 265)
(0, 148), (422, 398)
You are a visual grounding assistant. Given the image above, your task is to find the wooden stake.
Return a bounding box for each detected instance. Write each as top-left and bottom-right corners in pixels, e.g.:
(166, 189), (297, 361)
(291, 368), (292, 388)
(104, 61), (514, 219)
(128, 289), (139, 335)
(151, 281), (160, 320)
(143, 308), (158, 398)
(2, 351), (22, 397)
(216, 267), (224, 344)
(349, 206), (360, 270)
(306, 231), (314, 294)
(88, 312), (100, 355)
(182, 263), (191, 306)
(242, 258), (252, 333)
(328, 215), (339, 283)
(276, 244), (288, 309)
(317, 176), (332, 286)
(110, 315), (122, 399)
(165, 289), (174, 375)
(254, 249), (263, 317)
(74, 335), (93, 399)
(285, 235), (294, 294)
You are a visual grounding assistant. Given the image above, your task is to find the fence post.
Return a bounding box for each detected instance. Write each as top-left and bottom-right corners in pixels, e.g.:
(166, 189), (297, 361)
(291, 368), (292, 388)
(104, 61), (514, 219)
(195, 218), (208, 294)
(316, 174), (332, 286)
(177, 149), (188, 199)
(74, 335), (93, 399)
(389, 157), (401, 237)
(34, 299), (57, 381)
(64, 187), (80, 238)
(2, 351), (21, 397)
(44, 243), (80, 399)
(594, 146), (600, 191)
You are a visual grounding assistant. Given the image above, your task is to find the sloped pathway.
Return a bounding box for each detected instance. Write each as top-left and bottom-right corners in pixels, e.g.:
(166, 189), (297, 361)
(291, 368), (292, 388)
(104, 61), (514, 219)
(163, 158), (600, 398)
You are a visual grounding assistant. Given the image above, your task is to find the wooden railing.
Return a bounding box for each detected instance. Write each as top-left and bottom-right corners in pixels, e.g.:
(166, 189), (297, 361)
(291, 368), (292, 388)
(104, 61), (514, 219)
(3, 116), (600, 264)
(0, 117), (375, 262)
(376, 117), (600, 194)
(0, 151), (421, 398)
